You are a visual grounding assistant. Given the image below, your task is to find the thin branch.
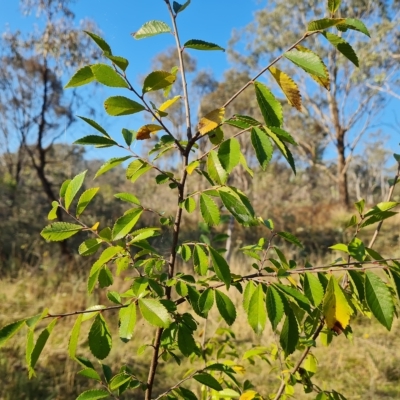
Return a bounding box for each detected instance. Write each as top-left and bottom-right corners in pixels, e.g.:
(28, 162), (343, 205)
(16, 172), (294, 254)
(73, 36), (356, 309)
(45, 304), (127, 319)
(196, 126), (253, 162)
(153, 369), (204, 400)
(222, 31), (318, 109)
(165, 0), (192, 140)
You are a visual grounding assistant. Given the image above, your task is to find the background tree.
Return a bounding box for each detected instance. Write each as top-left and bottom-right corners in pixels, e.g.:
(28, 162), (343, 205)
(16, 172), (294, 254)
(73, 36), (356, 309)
(0, 0), (99, 256)
(229, 0), (400, 207)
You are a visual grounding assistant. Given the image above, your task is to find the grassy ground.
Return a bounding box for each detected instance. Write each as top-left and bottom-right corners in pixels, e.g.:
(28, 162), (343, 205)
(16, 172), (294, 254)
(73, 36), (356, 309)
(1, 211), (400, 399)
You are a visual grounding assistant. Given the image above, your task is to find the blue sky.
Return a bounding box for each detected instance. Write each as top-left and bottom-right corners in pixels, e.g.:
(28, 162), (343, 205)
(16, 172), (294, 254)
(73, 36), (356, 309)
(0, 0), (262, 159)
(1, 1), (398, 164)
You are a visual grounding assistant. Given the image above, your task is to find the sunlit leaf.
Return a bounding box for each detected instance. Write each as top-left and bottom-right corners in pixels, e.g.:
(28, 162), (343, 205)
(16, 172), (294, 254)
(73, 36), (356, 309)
(322, 276), (352, 330)
(143, 70), (176, 93)
(247, 284), (267, 335)
(200, 193), (220, 226)
(251, 127), (273, 170)
(95, 156), (132, 178)
(285, 47), (328, 78)
(138, 298), (171, 328)
(269, 67), (302, 111)
(136, 124), (164, 140)
(112, 208), (143, 241)
(322, 32), (359, 66)
(133, 20), (171, 39)
(307, 18), (345, 31)
(254, 81), (283, 127)
(365, 272), (394, 330)
(104, 96), (146, 116)
(215, 290), (236, 326)
(65, 66), (95, 88)
(41, 222), (83, 241)
(198, 108), (225, 135)
(91, 64), (128, 88)
(209, 247), (231, 289)
(119, 303), (136, 342)
(85, 31), (112, 53)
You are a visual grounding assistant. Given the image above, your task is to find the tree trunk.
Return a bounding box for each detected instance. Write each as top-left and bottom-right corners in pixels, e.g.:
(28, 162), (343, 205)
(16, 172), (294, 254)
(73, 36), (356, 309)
(337, 134), (350, 208)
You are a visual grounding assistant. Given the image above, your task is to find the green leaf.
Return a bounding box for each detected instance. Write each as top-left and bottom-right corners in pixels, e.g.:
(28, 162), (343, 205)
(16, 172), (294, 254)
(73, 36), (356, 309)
(78, 368), (102, 381)
(104, 96), (146, 116)
(200, 193), (220, 226)
(251, 127), (273, 170)
(184, 197), (196, 213)
(59, 179), (71, 198)
(254, 81), (283, 127)
(327, 0), (341, 13)
(336, 18), (370, 37)
(88, 314), (112, 360)
(266, 286), (284, 330)
(0, 319), (26, 349)
(243, 281), (257, 314)
(64, 66), (95, 88)
(329, 243), (349, 253)
(76, 389), (110, 400)
(79, 239), (102, 256)
(184, 39), (225, 51)
(47, 201), (58, 220)
(218, 187), (256, 226)
(41, 222), (82, 241)
(207, 150), (228, 185)
(268, 126), (297, 146)
(198, 288), (214, 315)
(29, 318), (57, 373)
(122, 128), (134, 146)
(68, 314), (83, 359)
(181, 244), (192, 261)
(78, 116), (110, 138)
(365, 271), (394, 330)
(143, 70), (176, 93)
(361, 211), (397, 228)
(65, 170), (86, 211)
(95, 156), (132, 178)
(178, 324), (197, 356)
(119, 303), (136, 342)
(194, 373), (223, 391)
(133, 20), (171, 39)
(247, 284), (267, 335)
(218, 138), (241, 173)
(173, 0), (190, 14)
(85, 31), (112, 53)
(304, 273), (324, 307)
(215, 290), (236, 325)
(285, 49), (327, 78)
(277, 231), (303, 248)
(279, 307), (299, 356)
(307, 18), (345, 31)
(114, 192), (141, 205)
(109, 373), (132, 391)
(112, 208), (143, 241)
(104, 53), (129, 71)
(139, 298), (171, 328)
(364, 201), (399, 217)
(91, 64), (128, 88)
(265, 127), (296, 174)
(76, 188), (100, 217)
(348, 237), (365, 262)
(193, 245), (209, 275)
(126, 159), (152, 183)
(274, 283), (311, 313)
(74, 135), (117, 146)
(322, 32), (359, 67)
(209, 247), (231, 289)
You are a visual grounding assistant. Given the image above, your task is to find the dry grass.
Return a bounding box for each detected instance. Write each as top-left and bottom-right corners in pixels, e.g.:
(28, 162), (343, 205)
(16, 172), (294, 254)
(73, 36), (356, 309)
(1, 211), (400, 400)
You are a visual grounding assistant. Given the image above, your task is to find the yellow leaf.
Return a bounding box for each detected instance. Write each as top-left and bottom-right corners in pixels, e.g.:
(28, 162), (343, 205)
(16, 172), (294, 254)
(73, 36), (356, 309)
(232, 364), (246, 374)
(159, 95), (181, 112)
(91, 222), (100, 231)
(296, 45), (330, 90)
(136, 124), (164, 140)
(323, 276), (353, 331)
(269, 67), (302, 111)
(240, 390), (257, 400)
(198, 108), (225, 135)
(186, 160), (199, 174)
